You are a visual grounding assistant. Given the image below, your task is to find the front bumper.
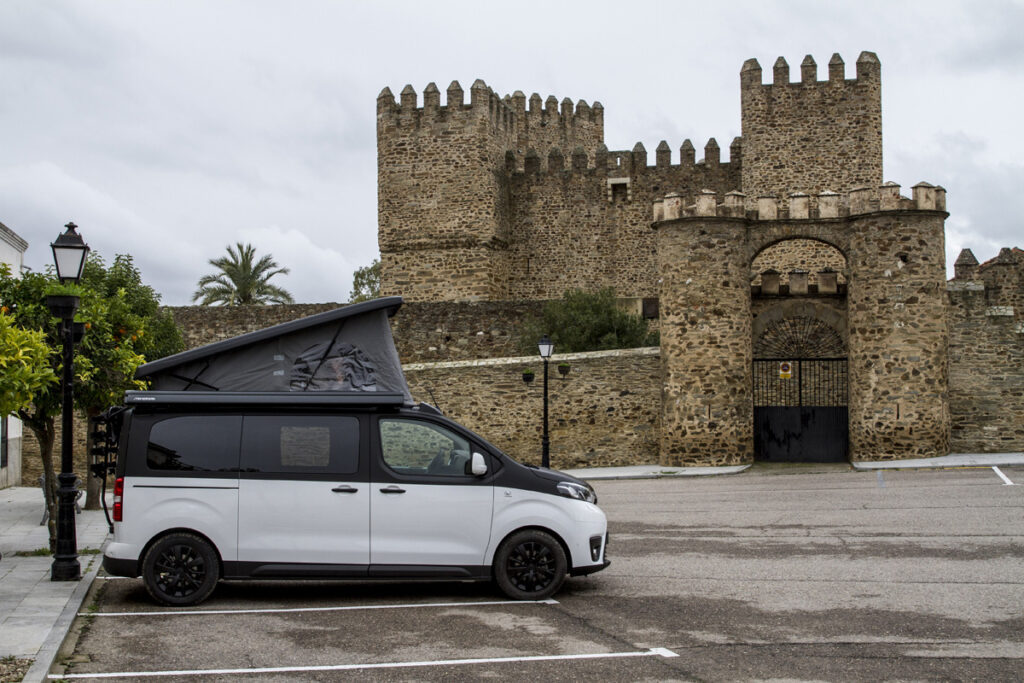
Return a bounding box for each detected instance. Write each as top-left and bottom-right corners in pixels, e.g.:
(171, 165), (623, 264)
(570, 558), (611, 576)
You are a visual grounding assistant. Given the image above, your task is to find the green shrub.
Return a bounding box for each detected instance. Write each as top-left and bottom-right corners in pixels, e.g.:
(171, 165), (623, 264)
(520, 288), (657, 354)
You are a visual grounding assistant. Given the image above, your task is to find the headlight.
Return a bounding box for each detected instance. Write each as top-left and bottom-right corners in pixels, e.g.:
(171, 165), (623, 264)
(556, 481), (597, 504)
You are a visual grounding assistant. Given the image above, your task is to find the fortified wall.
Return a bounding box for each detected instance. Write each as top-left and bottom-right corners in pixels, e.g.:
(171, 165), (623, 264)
(947, 248), (1024, 451)
(378, 52), (881, 303)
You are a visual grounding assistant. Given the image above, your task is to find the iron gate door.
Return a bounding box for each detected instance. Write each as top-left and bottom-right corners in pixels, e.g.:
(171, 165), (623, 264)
(753, 358), (848, 463)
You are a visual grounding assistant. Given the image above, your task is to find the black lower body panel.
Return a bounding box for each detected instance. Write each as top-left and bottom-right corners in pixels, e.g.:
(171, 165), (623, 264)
(225, 562), (490, 582)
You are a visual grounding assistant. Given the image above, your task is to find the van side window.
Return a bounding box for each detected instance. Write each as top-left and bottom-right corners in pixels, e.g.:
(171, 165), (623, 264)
(146, 416), (242, 472)
(379, 419), (473, 477)
(241, 415), (359, 475)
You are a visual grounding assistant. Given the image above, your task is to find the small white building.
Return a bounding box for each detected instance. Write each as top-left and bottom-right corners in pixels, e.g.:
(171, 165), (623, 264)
(1, 220), (29, 488)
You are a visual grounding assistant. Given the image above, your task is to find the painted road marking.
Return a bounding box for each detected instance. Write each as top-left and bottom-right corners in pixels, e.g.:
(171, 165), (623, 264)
(877, 470), (886, 488)
(51, 648), (679, 679)
(992, 467), (1015, 485)
(82, 597), (558, 618)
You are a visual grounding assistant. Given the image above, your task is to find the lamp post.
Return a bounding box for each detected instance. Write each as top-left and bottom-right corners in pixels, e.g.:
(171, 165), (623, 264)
(537, 335), (554, 468)
(48, 222), (89, 582)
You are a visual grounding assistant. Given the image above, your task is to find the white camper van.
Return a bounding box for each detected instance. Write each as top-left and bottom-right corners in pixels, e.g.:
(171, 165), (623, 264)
(99, 298), (608, 606)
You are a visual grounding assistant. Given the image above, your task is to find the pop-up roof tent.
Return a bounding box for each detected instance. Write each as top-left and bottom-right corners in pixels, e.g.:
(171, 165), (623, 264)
(135, 296), (412, 404)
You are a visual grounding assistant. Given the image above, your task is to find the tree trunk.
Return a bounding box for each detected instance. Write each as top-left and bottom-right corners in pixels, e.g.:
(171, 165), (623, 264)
(85, 408), (102, 510)
(21, 413), (57, 552)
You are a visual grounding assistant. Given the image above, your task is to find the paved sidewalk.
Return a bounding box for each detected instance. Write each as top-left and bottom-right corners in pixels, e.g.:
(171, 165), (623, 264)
(0, 487), (110, 683)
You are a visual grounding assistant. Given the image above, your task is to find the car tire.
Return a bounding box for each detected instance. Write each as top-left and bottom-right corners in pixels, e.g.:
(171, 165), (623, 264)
(494, 529), (567, 600)
(141, 532), (220, 606)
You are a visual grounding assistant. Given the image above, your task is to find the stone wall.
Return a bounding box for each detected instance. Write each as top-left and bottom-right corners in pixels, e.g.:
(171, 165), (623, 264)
(504, 144), (740, 300)
(20, 414), (89, 488)
(167, 300), (545, 364)
(947, 248), (1024, 451)
(404, 348), (661, 469)
(168, 303), (341, 349)
(740, 52), (882, 207)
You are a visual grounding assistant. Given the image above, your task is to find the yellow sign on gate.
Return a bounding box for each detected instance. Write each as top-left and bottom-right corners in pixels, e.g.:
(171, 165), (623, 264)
(779, 361), (792, 379)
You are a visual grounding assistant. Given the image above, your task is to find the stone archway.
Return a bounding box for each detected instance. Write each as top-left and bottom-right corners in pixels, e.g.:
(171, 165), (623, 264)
(653, 186), (949, 466)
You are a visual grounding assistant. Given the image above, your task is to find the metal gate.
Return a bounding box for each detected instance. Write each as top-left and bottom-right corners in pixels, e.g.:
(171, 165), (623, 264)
(753, 358), (848, 463)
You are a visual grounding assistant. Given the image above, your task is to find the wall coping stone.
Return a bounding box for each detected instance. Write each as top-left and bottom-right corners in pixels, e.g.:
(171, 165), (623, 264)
(403, 346), (660, 371)
(947, 281), (985, 292)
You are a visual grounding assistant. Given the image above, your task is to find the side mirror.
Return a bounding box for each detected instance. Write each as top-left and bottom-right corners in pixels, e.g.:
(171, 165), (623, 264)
(470, 452), (488, 476)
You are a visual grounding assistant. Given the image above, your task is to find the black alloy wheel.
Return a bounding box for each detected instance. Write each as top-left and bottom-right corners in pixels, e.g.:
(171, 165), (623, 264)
(494, 529), (567, 600)
(142, 532), (220, 606)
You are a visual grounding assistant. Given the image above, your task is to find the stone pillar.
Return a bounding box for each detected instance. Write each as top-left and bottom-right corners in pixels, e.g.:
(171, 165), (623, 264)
(654, 215), (753, 466)
(846, 210), (950, 459)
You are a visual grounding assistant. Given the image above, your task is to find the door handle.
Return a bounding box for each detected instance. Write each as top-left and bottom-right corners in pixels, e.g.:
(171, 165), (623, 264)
(379, 485), (406, 494)
(331, 485), (358, 493)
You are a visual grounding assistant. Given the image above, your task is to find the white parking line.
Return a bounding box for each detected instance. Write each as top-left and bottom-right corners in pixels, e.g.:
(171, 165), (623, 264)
(51, 647), (679, 679)
(82, 597), (558, 618)
(992, 467), (1015, 485)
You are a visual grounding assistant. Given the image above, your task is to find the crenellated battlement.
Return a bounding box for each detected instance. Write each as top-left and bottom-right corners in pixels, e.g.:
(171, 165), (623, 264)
(377, 80), (520, 134)
(652, 182), (946, 222)
(377, 79), (603, 144)
(741, 51), (880, 88)
(509, 137), (741, 177)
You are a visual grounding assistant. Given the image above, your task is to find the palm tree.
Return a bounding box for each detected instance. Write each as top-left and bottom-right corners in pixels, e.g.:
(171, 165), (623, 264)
(192, 243), (294, 305)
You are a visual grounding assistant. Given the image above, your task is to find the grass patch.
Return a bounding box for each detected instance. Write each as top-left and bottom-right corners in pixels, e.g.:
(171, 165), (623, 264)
(13, 547), (102, 557)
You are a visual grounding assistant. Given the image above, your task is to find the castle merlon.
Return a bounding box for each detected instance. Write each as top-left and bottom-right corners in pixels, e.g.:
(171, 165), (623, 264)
(377, 79), (603, 132)
(511, 136), (740, 176)
(740, 51), (880, 87)
(652, 182), (946, 222)
(954, 248), (980, 279)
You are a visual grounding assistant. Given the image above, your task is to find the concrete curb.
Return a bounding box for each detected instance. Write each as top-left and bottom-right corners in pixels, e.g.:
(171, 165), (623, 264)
(22, 552), (102, 683)
(852, 453), (1024, 470)
(566, 464), (752, 481)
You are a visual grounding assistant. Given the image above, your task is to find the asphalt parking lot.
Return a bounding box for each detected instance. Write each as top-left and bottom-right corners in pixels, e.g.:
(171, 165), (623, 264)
(55, 465), (1024, 681)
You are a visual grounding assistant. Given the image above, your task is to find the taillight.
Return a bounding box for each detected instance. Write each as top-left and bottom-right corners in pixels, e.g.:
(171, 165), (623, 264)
(113, 477), (124, 522)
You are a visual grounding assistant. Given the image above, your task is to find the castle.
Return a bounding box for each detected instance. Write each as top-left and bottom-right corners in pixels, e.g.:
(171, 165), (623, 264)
(374, 51), (1023, 465)
(15, 51), (1022, 487)
(377, 52), (881, 303)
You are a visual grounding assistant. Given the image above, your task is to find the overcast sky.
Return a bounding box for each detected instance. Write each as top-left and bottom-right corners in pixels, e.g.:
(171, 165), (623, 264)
(2, 0), (1022, 305)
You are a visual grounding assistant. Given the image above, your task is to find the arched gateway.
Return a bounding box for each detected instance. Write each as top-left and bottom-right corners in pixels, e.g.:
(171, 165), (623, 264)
(751, 242), (849, 462)
(652, 184), (950, 466)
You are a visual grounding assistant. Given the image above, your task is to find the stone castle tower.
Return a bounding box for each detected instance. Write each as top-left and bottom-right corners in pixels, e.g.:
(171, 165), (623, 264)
(377, 51), (882, 304)
(374, 52), (1021, 462)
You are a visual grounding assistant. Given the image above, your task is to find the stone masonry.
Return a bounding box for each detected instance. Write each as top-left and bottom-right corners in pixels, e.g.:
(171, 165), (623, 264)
(652, 184), (950, 462)
(378, 52), (880, 303)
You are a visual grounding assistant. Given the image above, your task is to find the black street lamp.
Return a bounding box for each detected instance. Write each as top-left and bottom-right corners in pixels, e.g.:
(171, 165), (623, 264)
(48, 222), (89, 582)
(537, 335), (554, 468)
